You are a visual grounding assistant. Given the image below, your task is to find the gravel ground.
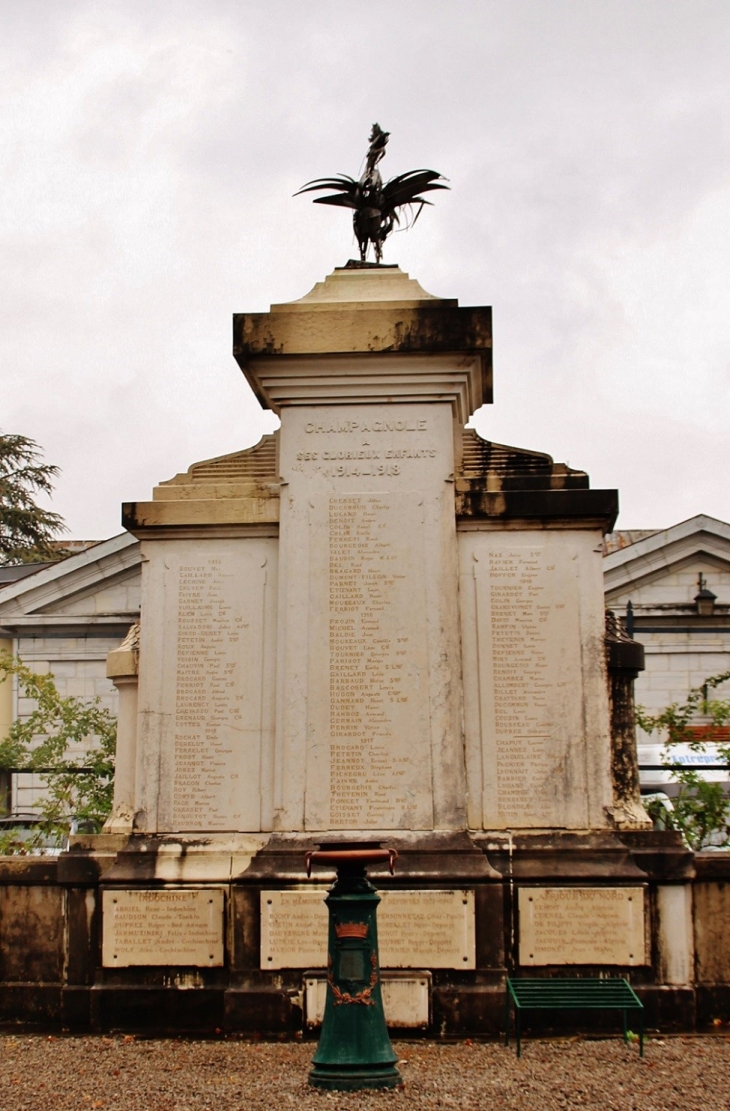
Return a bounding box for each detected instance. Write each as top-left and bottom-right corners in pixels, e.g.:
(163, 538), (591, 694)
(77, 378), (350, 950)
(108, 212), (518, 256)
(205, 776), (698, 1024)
(0, 1034), (728, 1111)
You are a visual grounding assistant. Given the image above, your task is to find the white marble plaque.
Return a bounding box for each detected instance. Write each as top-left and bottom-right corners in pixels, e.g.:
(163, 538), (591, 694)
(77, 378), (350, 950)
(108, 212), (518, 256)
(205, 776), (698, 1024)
(305, 971), (431, 1028)
(275, 402), (465, 832)
(307, 492), (432, 829)
(136, 538), (277, 832)
(459, 530), (613, 829)
(518, 887), (646, 966)
(260, 888), (475, 969)
(102, 888), (224, 967)
(476, 546), (582, 826)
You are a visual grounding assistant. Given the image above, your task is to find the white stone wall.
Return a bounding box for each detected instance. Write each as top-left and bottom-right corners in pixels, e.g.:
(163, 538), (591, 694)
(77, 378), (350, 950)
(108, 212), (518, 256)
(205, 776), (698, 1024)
(634, 637), (730, 741)
(58, 578), (140, 617)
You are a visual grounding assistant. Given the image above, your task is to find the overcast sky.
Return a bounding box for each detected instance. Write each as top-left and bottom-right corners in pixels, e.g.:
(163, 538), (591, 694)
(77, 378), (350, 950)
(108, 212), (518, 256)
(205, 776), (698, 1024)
(2, 1), (729, 538)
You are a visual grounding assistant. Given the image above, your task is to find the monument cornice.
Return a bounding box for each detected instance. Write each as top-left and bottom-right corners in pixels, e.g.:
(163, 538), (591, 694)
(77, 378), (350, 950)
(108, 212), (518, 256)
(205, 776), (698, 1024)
(233, 267), (492, 422)
(241, 351), (487, 426)
(119, 524), (279, 541)
(121, 499), (279, 534)
(455, 487), (619, 532)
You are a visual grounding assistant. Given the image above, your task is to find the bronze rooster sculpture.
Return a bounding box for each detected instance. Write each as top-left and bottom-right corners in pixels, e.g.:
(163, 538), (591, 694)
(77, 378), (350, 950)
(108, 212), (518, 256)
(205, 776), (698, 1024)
(296, 124), (448, 264)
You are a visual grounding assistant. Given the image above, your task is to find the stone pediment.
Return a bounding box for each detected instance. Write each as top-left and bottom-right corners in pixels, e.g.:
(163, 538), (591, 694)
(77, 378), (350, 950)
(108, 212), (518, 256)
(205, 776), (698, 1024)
(125, 428), (617, 535)
(604, 514), (730, 614)
(32, 566), (140, 617)
(457, 430), (588, 490)
(455, 430), (616, 529)
(0, 532), (141, 631)
(604, 516), (730, 591)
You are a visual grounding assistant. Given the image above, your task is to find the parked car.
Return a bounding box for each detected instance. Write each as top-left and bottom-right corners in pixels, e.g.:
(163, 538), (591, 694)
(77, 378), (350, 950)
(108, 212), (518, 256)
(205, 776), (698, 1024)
(0, 814), (100, 854)
(0, 813), (64, 854)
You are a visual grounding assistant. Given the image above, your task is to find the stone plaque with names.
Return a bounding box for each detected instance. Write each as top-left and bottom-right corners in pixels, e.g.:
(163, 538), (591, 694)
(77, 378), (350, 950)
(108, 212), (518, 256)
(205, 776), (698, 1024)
(305, 972), (431, 1028)
(475, 545), (584, 826)
(307, 491), (432, 829)
(276, 401), (466, 832)
(260, 888), (475, 969)
(137, 537), (277, 833)
(102, 888), (224, 967)
(518, 886), (646, 966)
(459, 527), (614, 832)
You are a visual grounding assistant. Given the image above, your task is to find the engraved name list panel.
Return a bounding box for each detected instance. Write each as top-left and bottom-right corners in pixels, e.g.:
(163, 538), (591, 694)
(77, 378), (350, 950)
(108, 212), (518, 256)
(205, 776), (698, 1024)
(473, 542), (585, 828)
(278, 402), (464, 832)
(312, 491), (431, 828)
(149, 540), (275, 832)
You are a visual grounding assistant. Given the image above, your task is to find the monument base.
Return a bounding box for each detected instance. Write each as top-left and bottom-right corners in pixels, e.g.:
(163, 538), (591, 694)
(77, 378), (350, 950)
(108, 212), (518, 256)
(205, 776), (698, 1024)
(1, 829), (724, 1037)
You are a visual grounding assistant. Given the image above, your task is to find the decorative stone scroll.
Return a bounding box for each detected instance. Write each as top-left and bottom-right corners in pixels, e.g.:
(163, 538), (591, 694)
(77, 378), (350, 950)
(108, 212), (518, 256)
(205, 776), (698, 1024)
(518, 886), (646, 966)
(102, 888), (225, 967)
(260, 888), (475, 969)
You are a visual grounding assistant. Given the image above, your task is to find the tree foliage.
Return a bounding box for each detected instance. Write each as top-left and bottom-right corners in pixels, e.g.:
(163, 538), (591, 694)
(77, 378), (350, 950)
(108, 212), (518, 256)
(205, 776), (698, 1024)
(0, 432), (67, 564)
(0, 654), (115, 853)
(637, 671), (730, 850)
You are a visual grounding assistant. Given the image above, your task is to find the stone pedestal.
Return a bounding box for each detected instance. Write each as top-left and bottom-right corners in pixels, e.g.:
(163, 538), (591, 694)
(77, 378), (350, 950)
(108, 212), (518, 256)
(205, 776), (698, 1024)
(234, 266), (488, 835)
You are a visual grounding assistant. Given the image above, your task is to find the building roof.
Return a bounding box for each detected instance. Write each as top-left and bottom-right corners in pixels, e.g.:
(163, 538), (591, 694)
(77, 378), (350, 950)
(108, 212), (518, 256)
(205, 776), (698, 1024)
(0, 532), (141, 633)
(604, 514), (730, 604)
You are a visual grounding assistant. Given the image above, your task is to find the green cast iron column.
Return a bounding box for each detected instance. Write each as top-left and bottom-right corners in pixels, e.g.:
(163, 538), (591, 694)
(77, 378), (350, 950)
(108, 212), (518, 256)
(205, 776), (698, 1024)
(307, 847), (402, 1091)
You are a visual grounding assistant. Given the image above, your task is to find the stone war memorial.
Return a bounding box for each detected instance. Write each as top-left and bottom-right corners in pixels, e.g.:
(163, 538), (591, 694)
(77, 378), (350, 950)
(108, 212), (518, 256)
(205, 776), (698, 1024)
(2, 128), (727, 1039)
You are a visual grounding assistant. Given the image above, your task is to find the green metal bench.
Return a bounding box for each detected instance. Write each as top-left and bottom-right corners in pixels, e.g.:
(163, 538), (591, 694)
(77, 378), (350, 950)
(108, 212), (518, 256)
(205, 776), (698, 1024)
(505, 977), (644, 1057)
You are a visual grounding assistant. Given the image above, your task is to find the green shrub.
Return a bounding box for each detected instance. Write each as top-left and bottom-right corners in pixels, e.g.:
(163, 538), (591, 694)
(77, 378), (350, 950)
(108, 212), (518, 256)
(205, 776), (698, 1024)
(0, 653), (115, 853)
(637, 671), (730, 850)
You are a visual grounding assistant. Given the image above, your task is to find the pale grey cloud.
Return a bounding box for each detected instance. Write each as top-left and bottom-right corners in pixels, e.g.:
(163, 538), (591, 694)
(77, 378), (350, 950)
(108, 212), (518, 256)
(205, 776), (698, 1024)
(1, 0), (729, 535)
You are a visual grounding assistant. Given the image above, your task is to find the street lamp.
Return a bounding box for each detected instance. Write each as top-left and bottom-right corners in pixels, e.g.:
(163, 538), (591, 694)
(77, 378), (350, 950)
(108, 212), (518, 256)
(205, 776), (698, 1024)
(695, 574), (717, 617)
